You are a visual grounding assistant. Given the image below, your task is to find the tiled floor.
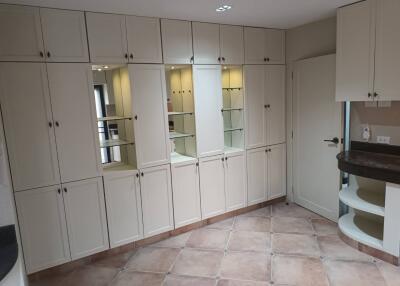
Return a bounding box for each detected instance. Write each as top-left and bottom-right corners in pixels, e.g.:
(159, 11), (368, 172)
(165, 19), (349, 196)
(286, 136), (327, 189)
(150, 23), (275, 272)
(30, 202), (400, 286)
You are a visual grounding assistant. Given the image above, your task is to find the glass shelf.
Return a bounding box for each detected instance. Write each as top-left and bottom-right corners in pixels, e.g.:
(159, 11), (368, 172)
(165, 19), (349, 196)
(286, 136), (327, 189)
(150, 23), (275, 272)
(222, 108), (243, 112)
(168, 111), (194, 116)
(224, 128), (243, 132)
(97, 116), (132, 122)
(99, 139), (135, 148)
(169, 131), (195, 139)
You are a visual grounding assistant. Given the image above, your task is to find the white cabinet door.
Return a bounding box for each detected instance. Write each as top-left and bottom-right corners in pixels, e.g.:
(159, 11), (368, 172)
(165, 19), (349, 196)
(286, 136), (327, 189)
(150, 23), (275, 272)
(244, 27), (266, 64)
(0, 4), (44, 61)
(126, 16), (162, 63)
(140, 164), (174, 237)
(193, 65), (224, 157)
(267, 144), (286, 200)
(220, 25), (244, 65)
(225, 152), (247, 211)
(246, 147), (267, 206)
(62, 178), (109, 260)
(104, 170), (143, 248)
(171, 161), (202, 228)
(15, 186), (70, 274)
(374, 0), (400, 101)
(130, 64), (170, 168)
(265, 65), (286, 145)
(0, 63), (60, 191)
(161, 19), (193, 64)
(336, 0), (376, 102)
(265, 29), (285, 64)
(244, 65), (266, 149)
(86, 12), (128, 63)
(192, 22), (220, 64)
(199, 155), (226, 219)
(40, 8), (89, 62)
(47, 64), (100, 183)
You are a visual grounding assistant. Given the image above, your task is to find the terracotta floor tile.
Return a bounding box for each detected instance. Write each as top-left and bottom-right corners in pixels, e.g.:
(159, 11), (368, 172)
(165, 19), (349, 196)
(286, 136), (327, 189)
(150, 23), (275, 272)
(171, 248), (224, 278)
(324, 260), (386, 286)
(228, 231), (271, 252)
(376, 261), (400, 286)
(206, 218), (235, 230)
(272, 233), (320, 257)
(219, 252), (271, 282)
(271, 217), (314, 234)
(125, 247), (180, 273)
(234, 217), (271, 232)
(311, 219), (338, 236)
(241, 206), (271, 218)
(272, 202), (321, 218)
(164, 274), (216, 286)
(186, 228), (230, 250)
(152, 232), (192, 248)
(91, 250), (134, 269)
(217, 279), (271, 286)
(63, 265), (119, 286)
(110, 270), (165, 286)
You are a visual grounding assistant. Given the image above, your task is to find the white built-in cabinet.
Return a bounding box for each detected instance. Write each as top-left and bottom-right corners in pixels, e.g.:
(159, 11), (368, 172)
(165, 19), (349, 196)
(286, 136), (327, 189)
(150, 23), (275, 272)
(267, 144), (287, 200)
(220, 25), (245, 65)
(0, 5), (88, 62)
(86, 12), (162, 64)
(244, 27), (285, 64)
(224, 152), (247, 211)
(104, 169), (143, 248)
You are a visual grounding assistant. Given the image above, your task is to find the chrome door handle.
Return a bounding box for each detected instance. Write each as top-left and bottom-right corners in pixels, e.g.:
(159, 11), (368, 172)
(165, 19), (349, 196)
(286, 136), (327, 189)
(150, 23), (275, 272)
(324, 137), (339, 144)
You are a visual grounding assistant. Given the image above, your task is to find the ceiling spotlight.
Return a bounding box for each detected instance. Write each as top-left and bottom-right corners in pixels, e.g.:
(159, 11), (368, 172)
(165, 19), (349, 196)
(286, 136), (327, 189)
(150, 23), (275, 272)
(104, 65), (109, 69)
(223, 5), (232, 9)
(171, 66), (175, 70)
(223, 66), (227, 70)
(97, 68), (102, 71)
(216, 4), (232, 12)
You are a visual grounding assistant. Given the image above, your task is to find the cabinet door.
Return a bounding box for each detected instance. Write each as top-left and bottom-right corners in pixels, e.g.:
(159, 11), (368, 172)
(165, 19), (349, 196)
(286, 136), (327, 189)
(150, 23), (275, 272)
(244, 27), (266, 64)
(126, 16), (162, 63)
(47, 64), (100, 183)
(225, 152), (247, 211)
(265, 65), (286, 145)
(246, 147), (267, 206)
(161, 19), (193, 64)
(171, 161), (202, 228)
(192, 22), (220, 64)
(0, 5), (44, 61)
(0, 63), (60, 191)
(374, 0), (400, 100)
(265, 29), (285, 64)
(199, 155), (226, 219)
(267, 144), (286, 200)
(140, 164), (174, 237)
(63, 178), (109, 260)
(40, 8), (89, 62)
(336, 0), (376, 102)
(104, 170), (143, 248)
(86, 12), (128, 63)
(193, 65), (224, 157)
(244, 65), (266, 149)
(15, 186), (70, 274)
(220, 25), (244, 65)
(130, 64), (170, 168)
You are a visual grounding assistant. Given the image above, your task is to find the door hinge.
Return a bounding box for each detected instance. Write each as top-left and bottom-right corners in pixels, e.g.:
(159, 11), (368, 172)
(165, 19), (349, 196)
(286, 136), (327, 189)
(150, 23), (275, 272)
(291, 131), (293, 139)
(291, 71), (294, 80)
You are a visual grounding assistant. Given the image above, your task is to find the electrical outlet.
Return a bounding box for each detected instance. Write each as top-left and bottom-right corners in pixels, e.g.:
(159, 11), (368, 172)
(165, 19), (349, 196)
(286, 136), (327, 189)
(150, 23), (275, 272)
(377, 136), (391, 144)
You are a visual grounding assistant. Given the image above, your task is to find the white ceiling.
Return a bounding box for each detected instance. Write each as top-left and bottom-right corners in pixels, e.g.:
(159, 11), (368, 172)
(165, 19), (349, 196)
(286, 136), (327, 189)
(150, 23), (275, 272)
(1, 0), (356, 29)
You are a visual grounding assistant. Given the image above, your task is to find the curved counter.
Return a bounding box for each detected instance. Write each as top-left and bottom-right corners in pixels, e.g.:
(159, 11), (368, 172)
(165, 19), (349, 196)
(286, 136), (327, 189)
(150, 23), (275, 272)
(0, 225), (18, 283)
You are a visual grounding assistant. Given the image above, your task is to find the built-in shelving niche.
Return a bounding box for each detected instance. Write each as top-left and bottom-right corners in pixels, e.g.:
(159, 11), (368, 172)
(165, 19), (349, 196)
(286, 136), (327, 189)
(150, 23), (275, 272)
(222, 66), (244, 152)
(92, 64), (136, 171)
(165, 65), (197, 162)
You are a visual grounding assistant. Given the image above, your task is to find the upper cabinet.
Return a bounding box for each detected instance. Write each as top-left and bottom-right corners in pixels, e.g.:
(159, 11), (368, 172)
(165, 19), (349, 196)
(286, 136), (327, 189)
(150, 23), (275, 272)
(220, 25), (244, 65)
(244, 27), (285, 64)
(161, 19), (193, 64)
(0, 5), (88, 62)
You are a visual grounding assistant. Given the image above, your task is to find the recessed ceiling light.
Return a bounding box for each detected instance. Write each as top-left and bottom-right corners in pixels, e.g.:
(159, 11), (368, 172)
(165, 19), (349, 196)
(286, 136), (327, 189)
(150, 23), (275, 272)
(97, 68), (102, 71)
(171, 66), (175, 70)
(216, 4), (232, 12)
(104, 65), (109, 69)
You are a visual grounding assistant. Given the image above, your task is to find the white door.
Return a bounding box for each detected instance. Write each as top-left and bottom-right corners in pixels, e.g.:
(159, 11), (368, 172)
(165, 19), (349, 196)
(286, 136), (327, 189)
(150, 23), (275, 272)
(265, 29), (285, 64)
(199, 155), (226, 219)
(47, 63), (100, 183)
(192, 22), (220, 64)
(86, 12), (128, 63)
(140, 164), (174, 237)
(0, 63), (60, 191)
(374, 0), (400, 101)
(193, 65), (224, 157)
(40, 8), (89, 62)
(104, 170), (143, 248)
(244, 65), (266, 149)
(62, 177), (109, 259)
(0, 4), (44, 61)
(220, 25), (244, 65)
(246, 147), (267, 206)
(336, 0), (376, 102)
(171, 160), (202, 228)
(265, 65), (286, 145)
(267, 144), (286, 200)
(126, 16), (162, 63)
(15, 186), (70, 274)
(293, 54), (341, 221)
(130, 64), (170, 168)
(244, 27), (266, 64)
(225, 152), (247, 211)
(161, 19), (193, 64)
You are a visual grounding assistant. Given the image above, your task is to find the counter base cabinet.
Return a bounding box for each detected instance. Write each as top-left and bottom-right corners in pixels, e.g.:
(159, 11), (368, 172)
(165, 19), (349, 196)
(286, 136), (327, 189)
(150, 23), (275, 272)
(225, 152), (247, 211)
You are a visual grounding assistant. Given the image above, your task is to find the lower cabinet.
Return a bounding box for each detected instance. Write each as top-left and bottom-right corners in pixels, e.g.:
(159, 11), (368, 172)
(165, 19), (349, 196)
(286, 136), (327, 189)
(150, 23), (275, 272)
(268, 144), (287, 200)
(224, 152), (247, 211)
(103, 169), (143, 248)
(140, 164), (174, 238)
(170, 160), (202, 228)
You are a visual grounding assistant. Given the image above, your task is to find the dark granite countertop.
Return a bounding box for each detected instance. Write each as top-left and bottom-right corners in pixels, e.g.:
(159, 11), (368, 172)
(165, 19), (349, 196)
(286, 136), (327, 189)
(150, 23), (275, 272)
(0, 225), (18, 282)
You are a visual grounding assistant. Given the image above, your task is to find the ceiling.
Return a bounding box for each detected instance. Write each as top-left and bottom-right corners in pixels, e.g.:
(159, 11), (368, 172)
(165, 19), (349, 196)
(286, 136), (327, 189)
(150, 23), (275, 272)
(1, 0), (356, 29)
